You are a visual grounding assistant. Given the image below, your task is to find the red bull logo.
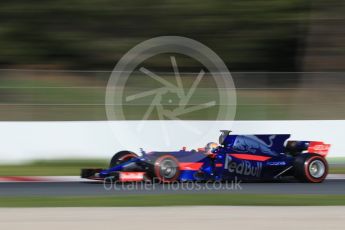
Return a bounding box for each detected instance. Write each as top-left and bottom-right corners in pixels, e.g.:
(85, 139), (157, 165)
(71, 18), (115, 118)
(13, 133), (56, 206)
(225, 156), (262, 177)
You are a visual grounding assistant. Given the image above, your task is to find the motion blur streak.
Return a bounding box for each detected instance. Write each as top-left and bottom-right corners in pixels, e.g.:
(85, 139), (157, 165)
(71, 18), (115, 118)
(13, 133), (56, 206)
(0, 1), (344, 72)
(0, 1), (344, 121)
(0, 207), (344, 230)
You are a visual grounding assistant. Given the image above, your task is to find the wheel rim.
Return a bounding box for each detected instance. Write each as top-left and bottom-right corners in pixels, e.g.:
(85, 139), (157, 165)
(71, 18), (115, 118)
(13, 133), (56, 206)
(159, 159), (177, 179)
(309, 159), (325, 178)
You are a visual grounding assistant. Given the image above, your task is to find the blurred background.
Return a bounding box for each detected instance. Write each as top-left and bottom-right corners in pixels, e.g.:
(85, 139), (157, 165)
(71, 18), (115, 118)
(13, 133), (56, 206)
(0, 1), (345, 214)
(0, 0), (344, 121)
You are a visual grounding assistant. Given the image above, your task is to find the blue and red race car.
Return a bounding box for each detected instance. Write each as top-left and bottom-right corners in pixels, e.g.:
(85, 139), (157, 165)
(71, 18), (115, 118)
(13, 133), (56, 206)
(81, 130), (330, 183)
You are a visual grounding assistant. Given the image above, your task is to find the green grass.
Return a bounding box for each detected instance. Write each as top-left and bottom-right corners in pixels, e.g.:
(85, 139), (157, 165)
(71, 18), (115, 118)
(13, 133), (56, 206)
(0, 158), (344, 176)
(1, 74), (344, 121)
(0, 194), (345, 207)
(328, 157), (345, 164)
(329, 168), (345, 174)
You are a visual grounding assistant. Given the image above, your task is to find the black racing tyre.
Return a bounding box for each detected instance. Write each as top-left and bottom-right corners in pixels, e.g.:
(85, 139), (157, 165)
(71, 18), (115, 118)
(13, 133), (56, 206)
(154, 155), (180, 183)
(109, 151), (138, 168)
(294, 153), (328, 183)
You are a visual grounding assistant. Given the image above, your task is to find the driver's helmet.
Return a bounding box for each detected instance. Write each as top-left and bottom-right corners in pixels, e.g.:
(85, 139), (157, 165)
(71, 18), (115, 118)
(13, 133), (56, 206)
(205, 142), (218, 155)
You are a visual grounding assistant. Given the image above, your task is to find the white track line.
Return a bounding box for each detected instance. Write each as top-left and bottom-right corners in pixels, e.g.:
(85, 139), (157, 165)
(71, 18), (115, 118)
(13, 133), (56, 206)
(0, 176), (88, 183)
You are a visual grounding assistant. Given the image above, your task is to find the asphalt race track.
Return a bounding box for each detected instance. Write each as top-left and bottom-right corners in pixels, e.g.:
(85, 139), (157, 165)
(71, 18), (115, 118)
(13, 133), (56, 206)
(0, 179), (344, 197)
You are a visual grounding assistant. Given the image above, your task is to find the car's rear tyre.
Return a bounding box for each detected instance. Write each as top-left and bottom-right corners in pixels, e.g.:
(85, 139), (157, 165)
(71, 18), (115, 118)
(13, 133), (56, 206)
(154, 155), (180, 183)
(294, 153), (328, 183)
(109, 151), (138, 168)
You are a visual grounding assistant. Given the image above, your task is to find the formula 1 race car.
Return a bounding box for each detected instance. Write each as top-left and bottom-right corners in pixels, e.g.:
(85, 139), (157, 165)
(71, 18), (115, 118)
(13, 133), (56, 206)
(81, 131), (330, 183)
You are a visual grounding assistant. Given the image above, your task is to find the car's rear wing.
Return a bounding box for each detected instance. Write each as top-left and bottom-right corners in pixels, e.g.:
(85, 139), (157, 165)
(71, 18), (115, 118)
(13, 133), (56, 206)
(307, 141), (331, 157)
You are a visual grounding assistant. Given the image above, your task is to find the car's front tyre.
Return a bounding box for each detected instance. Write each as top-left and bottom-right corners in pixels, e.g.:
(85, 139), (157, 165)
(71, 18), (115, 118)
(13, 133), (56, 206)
(154, 155), (180, 183)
